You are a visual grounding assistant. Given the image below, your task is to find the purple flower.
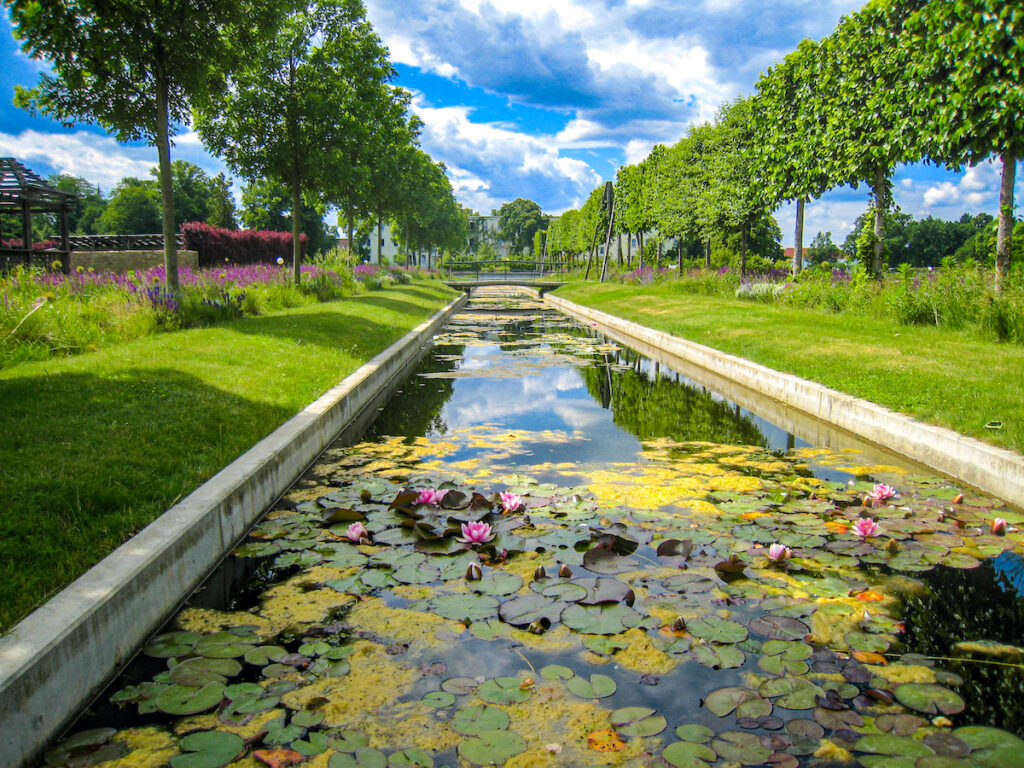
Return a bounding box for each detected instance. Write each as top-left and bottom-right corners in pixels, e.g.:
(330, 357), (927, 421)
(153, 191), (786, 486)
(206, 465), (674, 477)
(458, 521), (495, 545)
(767, 543), (791, 563)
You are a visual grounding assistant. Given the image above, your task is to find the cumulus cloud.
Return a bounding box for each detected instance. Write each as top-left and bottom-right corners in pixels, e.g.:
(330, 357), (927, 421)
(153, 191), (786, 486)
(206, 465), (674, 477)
(922, 161), (999, 208)
(412, 96), (601, 212)
(0, 130), (157, 190)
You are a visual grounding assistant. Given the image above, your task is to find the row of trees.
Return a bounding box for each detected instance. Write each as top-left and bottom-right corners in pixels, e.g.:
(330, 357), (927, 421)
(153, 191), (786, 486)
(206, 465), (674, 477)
(8, 0), (466, 287)
(752, 0), (1020, 292)
(547, 0), (1019, 290)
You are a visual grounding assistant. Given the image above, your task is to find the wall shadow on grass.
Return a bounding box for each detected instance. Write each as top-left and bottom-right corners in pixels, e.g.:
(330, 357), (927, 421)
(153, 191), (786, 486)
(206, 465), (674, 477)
(0, 368), (292, 632)
(225, 307), (401, 354)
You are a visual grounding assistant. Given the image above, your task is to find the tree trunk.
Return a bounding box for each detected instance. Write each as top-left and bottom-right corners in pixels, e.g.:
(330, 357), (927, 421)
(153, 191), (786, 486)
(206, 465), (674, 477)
(677, 240), (683, 274)
(793, 197), (804, 276)
(155, 74), (179, 291)
(638, 231), (644, 270)
(616, 233), (622, 266)
(872, 165), (888, 277)
(740, 225), (748, 278)
(626, 231), (632, 267)
(376, 216), (383, 263)
(584, 219), (602, 279)
(705, 239), (711, 269)
(346, 206), (354, 252)
(291, 176), (302, 285)
(599, 209), (616, 282)
(657, 239), (662, 268)
(995, 152), (1016, 295)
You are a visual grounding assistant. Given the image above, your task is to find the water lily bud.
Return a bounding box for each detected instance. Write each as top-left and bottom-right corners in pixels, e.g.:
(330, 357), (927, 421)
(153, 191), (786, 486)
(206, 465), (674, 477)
(952, 493), (964, 504)
(545, 744), (562, 755)
(558, 564), (573, 578)
(932, 716), (953, 728)
(671, 617), (686, 632)
(528, 620), (547, 635)
(992, 518), (1008, 536)
(862, 495), (873, 507)
(360, 488), (372, 502)
(519, 677), (535, 689)
(534, 566), (547, 580)
(465, 562), (482, 581)
(885, 538), (901, 554)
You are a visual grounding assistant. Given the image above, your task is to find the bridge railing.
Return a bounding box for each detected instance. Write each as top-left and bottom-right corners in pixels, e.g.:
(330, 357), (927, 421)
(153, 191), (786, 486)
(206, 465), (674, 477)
(444, 259), (573, 280)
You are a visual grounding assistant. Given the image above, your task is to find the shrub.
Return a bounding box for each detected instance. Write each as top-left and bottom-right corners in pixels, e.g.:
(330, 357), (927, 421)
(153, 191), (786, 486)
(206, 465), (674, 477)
(181, 221), (308, 267)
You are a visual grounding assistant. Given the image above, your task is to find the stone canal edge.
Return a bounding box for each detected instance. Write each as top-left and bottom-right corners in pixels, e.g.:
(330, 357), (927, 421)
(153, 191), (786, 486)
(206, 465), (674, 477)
(545, 291), (1024, 511)
(0, 292), (469, 768)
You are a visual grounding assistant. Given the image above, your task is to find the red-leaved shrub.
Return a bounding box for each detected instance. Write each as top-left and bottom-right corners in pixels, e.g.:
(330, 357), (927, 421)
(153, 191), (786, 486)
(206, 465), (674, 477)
(181, 222), (307, 267)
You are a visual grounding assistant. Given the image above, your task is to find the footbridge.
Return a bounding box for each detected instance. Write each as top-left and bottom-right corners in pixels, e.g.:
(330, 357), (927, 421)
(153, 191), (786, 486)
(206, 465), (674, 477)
(442, 260), (570, 295)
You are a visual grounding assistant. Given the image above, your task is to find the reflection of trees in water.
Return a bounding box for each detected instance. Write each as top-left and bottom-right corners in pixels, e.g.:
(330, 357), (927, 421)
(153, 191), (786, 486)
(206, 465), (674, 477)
(365, 343), (464, 439)
(580, 352), (769, 447)
(901, 555), (1024, 736)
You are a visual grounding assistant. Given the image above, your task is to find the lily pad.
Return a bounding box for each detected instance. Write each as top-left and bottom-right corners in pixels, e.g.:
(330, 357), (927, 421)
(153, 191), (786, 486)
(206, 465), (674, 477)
(497, 594), (568, 627)
(561, 603), (642, 635)
(144, 631), (200, 658)
(194, 631), (255, 659)
(855, 734), (935, 757)
(477, 676), (532, 705)
(422, 691), (456, 708)
(472, 570), (524, 595)
(687, 616), (748, 644)
(169, 657), (242, 687)
(758, 677), (825, 710)
(169, 731), (244, 768)
(430, 593), (499, 622)
(328, 747), (388, 768)
(610, 706), (667, 737)
(155, 683), (225, 716)
(749, 615), (809, 641)
(566, 673), (616, 699)
(711, 731), (772, 765)
(388, 749), (434, 768)
(662, 741), (717, 768)
(573, 576), (635, 605)
(675, 724), (715, 743)
(452, 704), (511, 735)
(540, 664), (574, 681)
(457, 730), (526, 765)
(441, 677), (480, 695)
(894, 683), (965, 715)
(692, 643), (744, 669)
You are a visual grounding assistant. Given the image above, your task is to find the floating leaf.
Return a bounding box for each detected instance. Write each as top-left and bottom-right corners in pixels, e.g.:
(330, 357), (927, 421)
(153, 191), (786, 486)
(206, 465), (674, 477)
(540, 664), (574, 681)
(749, 615), (809, 641)
(422, 691), (456, 708)
(169, 657), (241, 687)
(894, 683), (965, 715)
(845, 630), (891, 653)
(169, 731), (244, 768)
(687, 616), (748, 644)
(441, 677), (480, 695)
(581, 634), (629, 655)
(675, 724), (715, 743)
(194, 631), (254, 659)
(144, 631), (200, 658)
(855, 734), (934, 757)
(388, 749), (433, 768)
(452, 704), (511, 735)
(253, 748), (304, 768)
(587, 730), (626, 752)
(497, 594), (567, 627)
(477, 677), (532, 705)
(458, 730), (526, 765)
(610, 706), (667, 737)
(711, 731), (772, 765)
(662, 741), (717, 768)
(692, 643), (744, 669)
(703, 687), (765, 718)
(567, 673), (616, 699)
(430, 593), (499, 622)
(328, 747), (387, 768)
(573, 576), (635, 605)
(758, 677), (824, 710)
(155, 683), (225, 716)
(561, 603), (642, 635)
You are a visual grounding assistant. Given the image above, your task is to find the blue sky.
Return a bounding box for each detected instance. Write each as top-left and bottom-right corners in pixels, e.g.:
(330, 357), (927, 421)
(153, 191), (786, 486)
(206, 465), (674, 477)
(1, 1), (1019, 247)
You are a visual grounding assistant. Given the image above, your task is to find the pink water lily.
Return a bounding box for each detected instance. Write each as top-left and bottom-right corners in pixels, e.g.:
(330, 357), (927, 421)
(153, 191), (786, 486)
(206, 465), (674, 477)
(767, 543), (791, 563)
(346, 521), (368, 543)
(853, 518), (879, 538)
(499, 491), (523, 513)
(992, 518), (1008, 536)
(458, 521), (495, 545)
(871, 483), (897, 501)
(416, 488), (446, 506)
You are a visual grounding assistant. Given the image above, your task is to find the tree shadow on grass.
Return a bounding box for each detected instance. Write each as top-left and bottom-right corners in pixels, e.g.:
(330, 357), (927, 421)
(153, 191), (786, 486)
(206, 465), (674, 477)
(349, 293), (439, 319)
(225, 307), (399, 353)
(0, 368), (292, 631)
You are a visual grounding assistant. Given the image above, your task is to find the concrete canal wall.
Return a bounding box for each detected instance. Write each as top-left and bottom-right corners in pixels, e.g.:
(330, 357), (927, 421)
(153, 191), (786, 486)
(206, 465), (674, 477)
(546, 292), (1024, 510)
(0, 292), (469, 768)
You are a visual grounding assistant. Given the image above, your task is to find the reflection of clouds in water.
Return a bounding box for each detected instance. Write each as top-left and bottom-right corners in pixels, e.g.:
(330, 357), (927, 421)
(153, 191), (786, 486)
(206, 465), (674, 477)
(441, 363), (601, 431)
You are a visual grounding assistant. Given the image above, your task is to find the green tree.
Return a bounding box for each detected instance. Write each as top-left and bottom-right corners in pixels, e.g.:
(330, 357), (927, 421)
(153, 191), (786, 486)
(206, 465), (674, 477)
(150, 160), (214, 228)
(240, 179), (335, 256)
(206, 173), (238, 230)
(97, 182), (161, 235)
(806, 231), (842, 264)
(906, 0), (1024, 292)
(498, 198), (545, 255)
(47, 173), (107, 234)
(8, 0), (284, 290)
(197, 0), (388, 283)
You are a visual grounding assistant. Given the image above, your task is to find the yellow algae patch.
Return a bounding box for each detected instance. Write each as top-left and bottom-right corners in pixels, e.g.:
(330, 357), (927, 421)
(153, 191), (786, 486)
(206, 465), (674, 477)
(708, 475), (763, 493)
(511, 624), (580, 652)
(281, 641), (418, 727)
(103, 727), (177, 768)
(174, 607), (274, 638)
(502, 687), (650, 767)
(390, 584), (436, 601)
(175, 708), (281, 740)
(814, 740), (855, 763)
(836, 464), (907, 476)
(678, 499), (721, 516)
(612, 629), (678, 675)
(257, 571), (356, 632)
(363, 702), (460, 752)
(866, 663), (936, 685)
(346, 598), (452, 648)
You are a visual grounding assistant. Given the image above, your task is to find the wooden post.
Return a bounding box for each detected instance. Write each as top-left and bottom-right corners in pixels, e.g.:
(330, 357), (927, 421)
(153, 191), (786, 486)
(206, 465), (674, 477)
(793, 198), (804, 276)
(599, 208), (616, 282)
(60, 202), (71, 274)
(21, 200), (32, 267)
(584, 220), (601, 280)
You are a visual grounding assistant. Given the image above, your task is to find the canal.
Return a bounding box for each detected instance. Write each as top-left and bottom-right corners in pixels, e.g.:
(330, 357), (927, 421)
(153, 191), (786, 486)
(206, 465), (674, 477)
(51, 289), (1024, 768)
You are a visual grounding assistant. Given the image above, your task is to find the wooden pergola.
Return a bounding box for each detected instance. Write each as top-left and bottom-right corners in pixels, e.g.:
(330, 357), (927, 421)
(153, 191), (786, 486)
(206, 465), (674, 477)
(0, 157), (76, 272)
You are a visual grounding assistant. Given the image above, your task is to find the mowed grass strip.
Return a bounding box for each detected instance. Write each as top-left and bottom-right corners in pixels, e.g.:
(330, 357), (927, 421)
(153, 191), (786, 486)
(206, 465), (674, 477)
(557, 281), (1024, 457)
(0, 283), (455, 632)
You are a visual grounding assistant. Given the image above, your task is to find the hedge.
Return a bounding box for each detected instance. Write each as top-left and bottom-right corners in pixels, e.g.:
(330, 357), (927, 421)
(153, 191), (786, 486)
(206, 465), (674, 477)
(181, 222), (307, 267)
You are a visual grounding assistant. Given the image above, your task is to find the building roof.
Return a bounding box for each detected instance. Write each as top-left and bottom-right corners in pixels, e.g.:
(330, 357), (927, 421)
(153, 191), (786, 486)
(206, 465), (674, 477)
(0, 157), (76, 212)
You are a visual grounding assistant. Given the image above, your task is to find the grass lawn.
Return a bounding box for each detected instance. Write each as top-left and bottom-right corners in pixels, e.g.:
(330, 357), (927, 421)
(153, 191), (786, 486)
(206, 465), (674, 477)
(556, 280), (1024, 457)
(0, 282), (456, 632)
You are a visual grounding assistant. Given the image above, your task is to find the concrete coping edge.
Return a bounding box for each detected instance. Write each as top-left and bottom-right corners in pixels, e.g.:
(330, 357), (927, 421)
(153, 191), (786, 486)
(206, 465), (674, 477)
(0, 289), (468, 768)
(545, 292), (1024, 509)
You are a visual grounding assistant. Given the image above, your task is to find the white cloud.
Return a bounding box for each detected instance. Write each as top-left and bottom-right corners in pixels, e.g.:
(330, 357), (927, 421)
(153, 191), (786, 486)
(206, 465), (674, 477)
(0, 129), (156, 190)
(922, 160), (1000, 208)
